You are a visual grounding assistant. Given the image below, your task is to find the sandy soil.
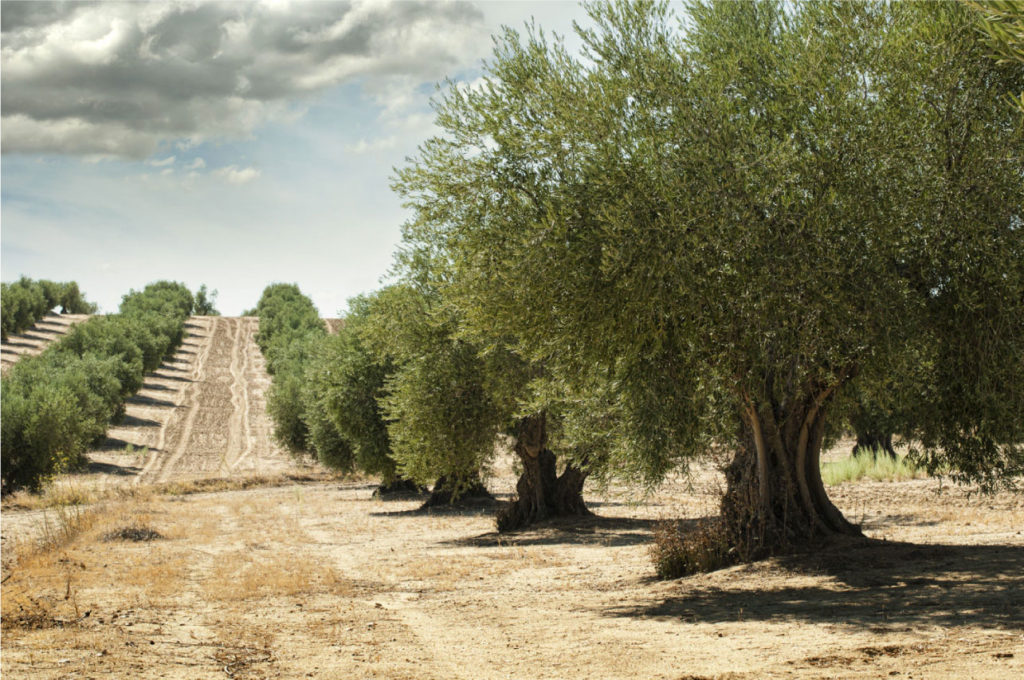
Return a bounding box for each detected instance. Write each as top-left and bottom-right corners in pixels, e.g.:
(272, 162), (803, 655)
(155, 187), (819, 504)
(0, 313), (90, 374)
(2, 468), (1022, 678)
(2, 317), (1022, 679)
(82, 316), (301, 488)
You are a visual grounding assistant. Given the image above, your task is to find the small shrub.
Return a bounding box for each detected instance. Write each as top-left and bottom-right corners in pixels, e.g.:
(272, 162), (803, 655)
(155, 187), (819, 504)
(650, 518), (733, 579)
(102, 525), (163, 542)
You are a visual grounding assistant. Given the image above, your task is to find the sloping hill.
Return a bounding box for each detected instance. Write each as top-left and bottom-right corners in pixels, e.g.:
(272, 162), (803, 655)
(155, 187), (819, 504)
(0, 312), (90, 373)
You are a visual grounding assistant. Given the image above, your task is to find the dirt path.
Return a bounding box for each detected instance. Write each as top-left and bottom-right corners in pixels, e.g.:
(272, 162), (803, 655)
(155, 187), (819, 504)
(2, 471), (1021, 679)
(0, 313), (90, 373)
(85, 316), (299, 487)
(3, 315), (1021, 678)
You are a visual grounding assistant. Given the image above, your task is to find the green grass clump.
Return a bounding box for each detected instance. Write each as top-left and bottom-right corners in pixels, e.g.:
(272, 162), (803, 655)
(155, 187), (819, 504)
(822, 450), (928, 485)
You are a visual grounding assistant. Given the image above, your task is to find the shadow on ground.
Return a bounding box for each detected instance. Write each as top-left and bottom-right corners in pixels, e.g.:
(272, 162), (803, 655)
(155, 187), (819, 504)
(447, 514), (671, 549)
(1, 339), (38, 350)
(606, 538), (1024, 630)
(84, 459), (144, 477)
(126, 394), (176, 408)
(118, 414), (160, 428)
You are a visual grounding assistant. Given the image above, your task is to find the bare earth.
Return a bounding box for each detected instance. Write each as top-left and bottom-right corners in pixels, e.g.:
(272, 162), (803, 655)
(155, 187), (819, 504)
(0, 313), (90, 374)
(2, 318), (1022, 679)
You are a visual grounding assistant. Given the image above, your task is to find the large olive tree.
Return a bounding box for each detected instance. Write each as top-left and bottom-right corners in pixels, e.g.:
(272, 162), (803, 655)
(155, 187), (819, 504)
(394, 0), (1023, 553)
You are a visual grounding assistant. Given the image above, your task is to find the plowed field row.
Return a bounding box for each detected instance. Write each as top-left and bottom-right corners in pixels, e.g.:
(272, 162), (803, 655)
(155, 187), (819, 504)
(87, 316), (300, 485)
(0, 313), (91, 374)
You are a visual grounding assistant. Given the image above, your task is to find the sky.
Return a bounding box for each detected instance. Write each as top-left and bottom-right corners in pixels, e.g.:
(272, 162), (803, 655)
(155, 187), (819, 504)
(0, 0), (597, 316)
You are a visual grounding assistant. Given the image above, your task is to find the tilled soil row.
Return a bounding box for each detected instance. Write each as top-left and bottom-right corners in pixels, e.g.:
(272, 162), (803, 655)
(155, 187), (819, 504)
(0, 313), (91, 374)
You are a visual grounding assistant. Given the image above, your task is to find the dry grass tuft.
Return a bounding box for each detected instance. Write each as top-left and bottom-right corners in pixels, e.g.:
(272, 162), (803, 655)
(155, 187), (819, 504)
(1, 470), (347, 511)
(206, 550), (354, 602)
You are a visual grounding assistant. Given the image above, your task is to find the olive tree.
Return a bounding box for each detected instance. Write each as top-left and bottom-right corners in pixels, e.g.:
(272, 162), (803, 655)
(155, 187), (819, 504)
(394, 0), (1023, 554)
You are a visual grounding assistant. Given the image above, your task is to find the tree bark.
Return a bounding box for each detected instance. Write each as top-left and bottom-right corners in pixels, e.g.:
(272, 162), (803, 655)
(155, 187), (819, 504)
(422, 473), (495, 507)
(372, 477), (425, 497)
(496, 413), (591, 532)
(722, 390), (861, 559)
(852, 430), (897, 460)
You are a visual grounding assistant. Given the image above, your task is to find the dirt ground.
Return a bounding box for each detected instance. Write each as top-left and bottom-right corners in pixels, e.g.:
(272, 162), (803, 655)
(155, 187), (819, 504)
(79, 316), (301, 488)
(1, 313), (90, 374)
(2, 318), (1022, 679)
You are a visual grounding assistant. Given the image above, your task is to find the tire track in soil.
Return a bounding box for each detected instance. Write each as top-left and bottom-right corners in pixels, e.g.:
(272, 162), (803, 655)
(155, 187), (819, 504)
(138, 317), (294, 484)
(134, 318), (216, 482)
(151, 317), (237, 483)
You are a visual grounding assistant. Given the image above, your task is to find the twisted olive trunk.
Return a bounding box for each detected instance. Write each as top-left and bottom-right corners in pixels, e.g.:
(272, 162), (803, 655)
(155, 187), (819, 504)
(852, 430), (898, 460)
(724, 382), (861, 558)
(496, 413), (591, 532)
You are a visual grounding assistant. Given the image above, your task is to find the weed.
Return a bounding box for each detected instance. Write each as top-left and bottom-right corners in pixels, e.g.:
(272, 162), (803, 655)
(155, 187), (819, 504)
(821, 450), (929, 485)
(650, 518), (733, 579)
(102, 525), (163, 542)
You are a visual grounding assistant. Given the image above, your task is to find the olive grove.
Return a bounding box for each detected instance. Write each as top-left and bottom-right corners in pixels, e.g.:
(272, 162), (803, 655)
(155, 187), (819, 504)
(392, 0), (1023, 556)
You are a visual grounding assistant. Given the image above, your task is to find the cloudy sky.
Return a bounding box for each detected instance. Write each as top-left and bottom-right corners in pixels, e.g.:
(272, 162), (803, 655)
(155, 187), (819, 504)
(1, 0), (594, 316)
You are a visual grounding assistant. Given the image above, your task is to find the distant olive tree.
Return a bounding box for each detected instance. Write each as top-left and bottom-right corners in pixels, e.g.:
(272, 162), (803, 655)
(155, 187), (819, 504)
(193, 284), (220, 316)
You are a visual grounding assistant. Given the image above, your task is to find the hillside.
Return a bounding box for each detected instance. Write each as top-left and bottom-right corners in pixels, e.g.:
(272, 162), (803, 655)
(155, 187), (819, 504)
(0, 313), (90, 374)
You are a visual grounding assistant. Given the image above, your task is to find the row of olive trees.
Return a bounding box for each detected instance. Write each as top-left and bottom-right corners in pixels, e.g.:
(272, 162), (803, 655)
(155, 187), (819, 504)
(263, 3), (1020, 552)
(253, 284), (416, 494)
(1, 277), (98, 340)
(376, 0), (1022, 563)
(255, 278), (631, 519)
(1, 282), (196, 492)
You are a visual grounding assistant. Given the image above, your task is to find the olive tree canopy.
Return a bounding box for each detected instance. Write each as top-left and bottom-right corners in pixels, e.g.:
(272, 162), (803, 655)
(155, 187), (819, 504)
(394, 0), (1023, 552)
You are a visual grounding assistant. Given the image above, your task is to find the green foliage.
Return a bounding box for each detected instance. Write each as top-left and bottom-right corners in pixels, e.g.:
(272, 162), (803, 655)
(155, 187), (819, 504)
(254, 283), (324, 373)
(394, 0), (1024, 496)
(967, 0), (1024, 110)
(1, 281), (192, 492)
(1, 382), (83, 492)
(251, 284), (326, 457)
(193, 284), (220, 316)
(357, 284), (507, 490)
(1, 277), (97, 340)
(266, 330), (322, 453)
(302, 313), (396, 479)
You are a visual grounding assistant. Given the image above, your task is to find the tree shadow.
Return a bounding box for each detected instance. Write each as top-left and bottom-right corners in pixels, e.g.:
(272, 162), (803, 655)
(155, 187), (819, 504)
(17, 331), (54, 342)
(150, 373), (192, 383)
(446, 514), (671, 548)
(369, 497), (497, 518)
(139, 383), (176, 392)
(1, 340), (37, 349)
(83, 460), (143, 476)
(860, 513), (945, 530)
(606, 538), (1024, 631)
(117, 414), (160, 428)
(125, 394), (176, 408)
(91, 436), (160, 455)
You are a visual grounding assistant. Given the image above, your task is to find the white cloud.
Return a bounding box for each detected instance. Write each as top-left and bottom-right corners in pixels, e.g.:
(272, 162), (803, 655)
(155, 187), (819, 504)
(345, 136), (398, 154)
(186, 157), (206, 170)
(214, 165), (261, 185)
(1, 1), (488, 159)
(149, 156), (176, 167)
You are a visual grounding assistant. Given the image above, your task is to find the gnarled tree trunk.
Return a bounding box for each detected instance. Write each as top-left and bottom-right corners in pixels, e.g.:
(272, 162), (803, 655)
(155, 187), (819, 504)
(496, 413), (591, 532)
(373, 477), (425, 497)
(722, 384), (861, 559)
(852, 430), (897, 460)
(422, 473), (495, 507)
